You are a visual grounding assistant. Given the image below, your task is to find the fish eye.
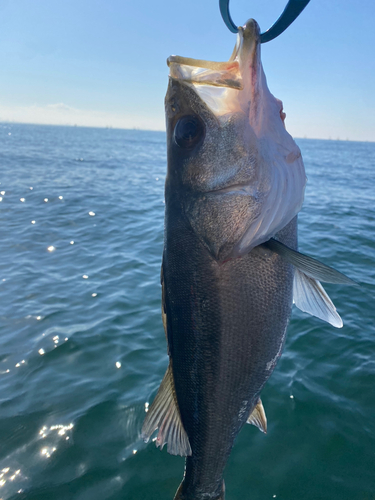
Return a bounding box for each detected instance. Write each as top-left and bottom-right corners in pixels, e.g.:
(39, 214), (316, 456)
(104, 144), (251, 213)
(174, 115), (205, 149)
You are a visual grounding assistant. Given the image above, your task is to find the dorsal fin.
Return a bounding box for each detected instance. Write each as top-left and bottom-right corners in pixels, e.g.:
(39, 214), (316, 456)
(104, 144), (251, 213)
(142, 363), (192, 456)
(247, 398), (267, 434)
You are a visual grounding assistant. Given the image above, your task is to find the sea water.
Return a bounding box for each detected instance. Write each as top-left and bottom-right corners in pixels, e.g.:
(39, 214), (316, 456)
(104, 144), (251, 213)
(0, 123), (374, 500)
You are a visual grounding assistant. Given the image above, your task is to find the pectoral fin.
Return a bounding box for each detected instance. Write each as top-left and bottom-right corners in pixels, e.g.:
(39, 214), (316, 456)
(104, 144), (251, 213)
(142, 363), (192, 456)
(247, 398), (267, 434)
(293, 269), (343, 328)
(264, 238), (356, 285)
(263, 238), (355, 327)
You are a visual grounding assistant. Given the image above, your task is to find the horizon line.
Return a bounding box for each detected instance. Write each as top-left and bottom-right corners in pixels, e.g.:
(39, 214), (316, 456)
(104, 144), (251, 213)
(1, 120), (374, 144)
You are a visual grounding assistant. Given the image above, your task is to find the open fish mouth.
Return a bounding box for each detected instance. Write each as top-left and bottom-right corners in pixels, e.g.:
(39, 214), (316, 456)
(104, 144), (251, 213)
(167, 18), (260, 90)
(167, 56), (243, 90)
(167, 19), (260, 117)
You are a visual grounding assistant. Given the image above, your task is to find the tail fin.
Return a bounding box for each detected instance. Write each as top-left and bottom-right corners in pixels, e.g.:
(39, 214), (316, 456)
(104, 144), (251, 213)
(173, 481), (225, 499)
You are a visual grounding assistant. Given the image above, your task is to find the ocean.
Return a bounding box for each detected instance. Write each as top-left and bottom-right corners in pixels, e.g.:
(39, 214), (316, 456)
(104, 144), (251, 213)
(0, 123), (374, 500)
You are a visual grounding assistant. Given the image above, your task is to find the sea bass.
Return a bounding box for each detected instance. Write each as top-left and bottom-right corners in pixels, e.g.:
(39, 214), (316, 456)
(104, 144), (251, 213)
(142, 19), (353, 500)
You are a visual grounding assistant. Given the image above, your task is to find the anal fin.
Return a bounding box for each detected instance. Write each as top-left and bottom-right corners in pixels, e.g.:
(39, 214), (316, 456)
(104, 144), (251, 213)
(142, 363), (192, 456)
(247, 398), (267, 434)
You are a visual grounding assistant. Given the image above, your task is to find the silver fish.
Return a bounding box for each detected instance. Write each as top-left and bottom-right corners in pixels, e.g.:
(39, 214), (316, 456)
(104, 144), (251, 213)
(142, 19), (353, 500)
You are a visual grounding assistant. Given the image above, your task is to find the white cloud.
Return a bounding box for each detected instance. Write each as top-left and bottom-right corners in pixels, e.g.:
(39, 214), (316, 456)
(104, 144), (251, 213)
(46, 103), (73, 111)
(0, 103), (165, 131)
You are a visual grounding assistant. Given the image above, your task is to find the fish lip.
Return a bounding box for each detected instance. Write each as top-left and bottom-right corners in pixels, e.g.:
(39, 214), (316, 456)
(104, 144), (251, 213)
(240, 18), (261, 45)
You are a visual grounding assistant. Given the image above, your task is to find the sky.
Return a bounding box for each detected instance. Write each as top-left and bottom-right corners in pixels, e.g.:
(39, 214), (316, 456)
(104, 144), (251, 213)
(0, 0), (374, 141)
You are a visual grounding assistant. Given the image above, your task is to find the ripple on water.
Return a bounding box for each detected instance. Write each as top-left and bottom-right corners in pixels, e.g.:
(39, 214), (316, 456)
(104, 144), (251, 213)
(0, 127), (374, 499)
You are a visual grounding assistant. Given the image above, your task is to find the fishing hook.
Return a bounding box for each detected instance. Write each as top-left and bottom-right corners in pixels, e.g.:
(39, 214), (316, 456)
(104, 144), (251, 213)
(219, 0), (311, 42)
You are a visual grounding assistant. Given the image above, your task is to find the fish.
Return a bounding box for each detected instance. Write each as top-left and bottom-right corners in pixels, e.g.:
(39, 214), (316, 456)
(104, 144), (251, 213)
(142, 18), (355, 500)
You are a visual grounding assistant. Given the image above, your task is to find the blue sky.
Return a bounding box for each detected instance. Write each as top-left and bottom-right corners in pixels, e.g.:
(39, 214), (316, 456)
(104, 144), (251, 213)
(0, 0), (374, 141)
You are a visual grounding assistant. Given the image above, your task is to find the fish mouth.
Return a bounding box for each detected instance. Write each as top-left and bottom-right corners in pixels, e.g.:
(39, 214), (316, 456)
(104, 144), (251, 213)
(167, 56), (243, 90)
(167, 19), (260, 114)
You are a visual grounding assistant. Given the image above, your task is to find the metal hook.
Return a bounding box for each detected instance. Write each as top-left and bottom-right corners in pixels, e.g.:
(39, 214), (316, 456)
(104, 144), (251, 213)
(219, 0), (311, 42)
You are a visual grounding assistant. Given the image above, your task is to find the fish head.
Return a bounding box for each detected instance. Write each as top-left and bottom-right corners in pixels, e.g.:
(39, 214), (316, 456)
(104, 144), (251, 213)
(165, 19), (306, 262)
(165, 78), (258, 194)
